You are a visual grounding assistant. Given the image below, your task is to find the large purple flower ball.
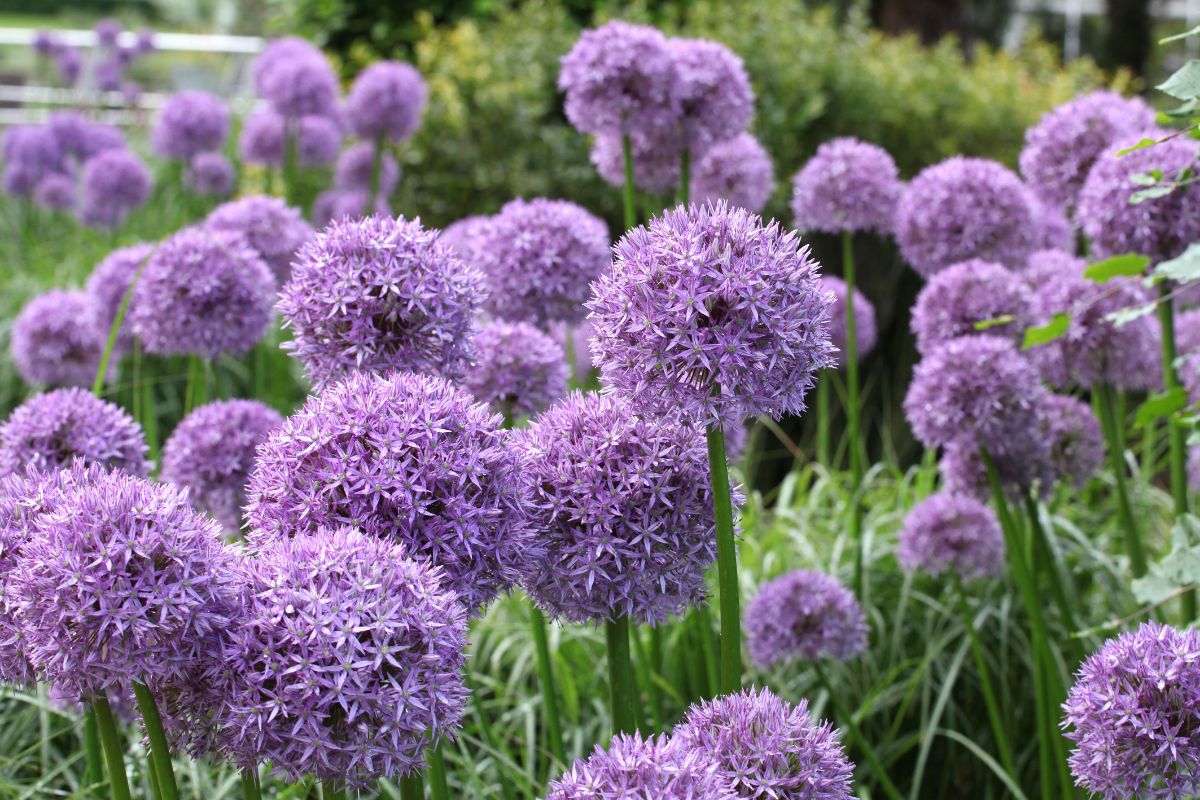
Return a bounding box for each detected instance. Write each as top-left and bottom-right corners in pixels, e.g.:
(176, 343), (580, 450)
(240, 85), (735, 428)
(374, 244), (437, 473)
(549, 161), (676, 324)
(667, 38), (753, 157)
(334, 142), (401, 196)
(85, 242), (153, 356)
(464, 320), (568, 419)
(821, 275), (877, 360)
(132, 228), (276, 359)
(205, 195), (313, 285)
(745, 570), (867, 668)
(509, 391), (730, 625)
(1063, 621), (1200, 800)
(673, 688), (855, 800)
(11, 290), (106, 388)
(160, 400), (284, 532)
(46, 111), (125, 164)
(279, 215), (480, 388)
(546, 732), (734, 800)
(898, 491), (1005, 581)
(791, 137), (901, 235)
(245, 371), (532, 612)
(33, 173), (75, 211)
(79, 149), (151, 229)
(239, 110), (342, 168)
(345, 61), (427, 143)
(253, 38), (339, 119)
(439, 215), (494, 262)
(692, 132), (774, 213)
(0, 389), (147, 477)
(216, 527), (468, 786)
(2, 124), (64, 196)
(150, 90), (230, 160)
(184, 152), (235, 198)
(1040, 393), (1105, 489)
(591, 130), (681, 194)
(589, 202), (835, 423)
(896, 156), (1036, 276)
(909, 259), (1031, 354)
(477, 198), (610, 327)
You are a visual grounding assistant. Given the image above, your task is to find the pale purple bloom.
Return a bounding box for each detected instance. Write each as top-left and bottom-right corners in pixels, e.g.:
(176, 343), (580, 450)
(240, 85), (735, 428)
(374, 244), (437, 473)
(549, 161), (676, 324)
(345, 61), (427, 143)
(84, 242), (154, 355)
(31, 30), (55, 56)
(151, 91), (230, 160)
(334, 141), (400, 195)
(46, 111), (124, 163)
(2, 125), (65, 196)
(547, 733), (735, 800)
(938, 434), (1054, 502)
(206, 195), (313, 284)
(692, 133), (774, 212)
(310, 189), (391, 227)
(667, 38), (753, 157)
(439, 215), (494, 262)
(79, 149), (151, 229)
(0, 389), (148, 477)
(184, 152), (235, 198)
(1178, 308), (1200, 357)
(910, 259), (1031, 354)
(32, 173), (74, 211)
(54, 48), (82, 87)
(95, 57), (122, 92)
(791, 137), (901, 235)
(254, 39), (339, 119)
(465, 321), (568, 419)
(1028, 190), (1074, 251)
(745, 569), (867, 667)
(93, 19), (121, 48)
(898, 491), (1004, 580)
(11, 290), (107, 389)
(1041, 393), (1105, 489)
(239, 109), (342, 167)
(252, 38), (324, 98)
(135, 29), (155, 54)
(590, 130), (681, 194)
(821, 275), (877, 359)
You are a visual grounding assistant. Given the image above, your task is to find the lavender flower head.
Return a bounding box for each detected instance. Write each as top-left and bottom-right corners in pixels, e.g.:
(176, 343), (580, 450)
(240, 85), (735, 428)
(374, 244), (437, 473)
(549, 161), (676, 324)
(692, 132), (774, 213)
(1028, 190), (1074, 251)
(206, 195), (313, 285)
(910, 259), (1031, 354)
(546, 733), (734, 800)
(55, 48), (82, 87)
(293, 114), (343, 166)
(588, 201), (835, 423)
(745, 569), (867, 667)
(465, 321), (568, 419)
(253, 38), (339, 119)
(346, 61), (427, 143)
(93, 19), (121, 48)
(10, 471), (240, 698)
(253, 37), (323, 97)
(898, 491), (1004, 580)
(150, 91), (230, 160)
(216, 527), (467, 785)
(0, 389), (148, 477)
(591, 130), (680, 194)
(334, 141), (400, 195)
(477, 198), (609, 327)
(184, 152), (235, 198)
(2, 124), (64, 195)
(558, 21), (679, 137)
(310, 189), (391, 227)
(1019, 91), (1156, 210)
(46, 111), (124, 163)
(667, 38), (753, 156)
(1178, 308), (1200, 358)
(131, 228), (276, 359)
(673, 688), (855, 800)
(246, 370), (533, 612)
(10, 291), (108, 389)
(510, 391), (732, 624)
(160, 400), (284, 531)
(33, 174), (74, 211)
(1062, 621), (1200, 800)
(239, 110), (342, 167)
(938, 433), (1054, 502)
(439, 215), (494, 261)
(79, 149), (151, 229)
(1040, 393), (1105, 489)
(791, 137), (901, 235)
(821, 275), (877, 359)
(1077, 130), (1200, 264)
(85, 242), (153, 355)
(896, 157), (1036, 276)
(279, 215), (480, 387)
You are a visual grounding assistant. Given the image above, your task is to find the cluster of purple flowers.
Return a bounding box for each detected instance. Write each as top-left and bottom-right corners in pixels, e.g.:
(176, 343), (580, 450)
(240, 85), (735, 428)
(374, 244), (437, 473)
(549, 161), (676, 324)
(898, 491), (1005, 580)
(313, 142), (400, 225)
(464, 320), (569, 419)
(744, 570), (867, 668)
(33, 22), (153, 96)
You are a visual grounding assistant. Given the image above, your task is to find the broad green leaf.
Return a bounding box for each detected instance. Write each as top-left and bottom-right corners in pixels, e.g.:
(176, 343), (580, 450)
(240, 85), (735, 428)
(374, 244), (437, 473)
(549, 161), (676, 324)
(972, 314), (1015, 332)
(1083, 253), (1150, 283)
(1134, 387), (1189, 428)
(1022, 313), (1068, 349)
(1105, 301), (1158, 327)
(1132, 515), (1200, 605)
(1117, 137), (1159, 156)
(1153, 242), (1200, 284)
(1131, 186), (1177, 204)
(1159, 59), (1200, 100)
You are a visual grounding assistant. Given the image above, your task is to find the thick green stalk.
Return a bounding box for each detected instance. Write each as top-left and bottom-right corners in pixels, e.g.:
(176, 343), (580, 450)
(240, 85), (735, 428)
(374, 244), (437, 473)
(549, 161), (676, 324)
(367, 136), (385, 212)
(1158, 285), (1196, 620)
(842, 232), (865, 599)
(620, 134), (636, 232)
(133, 682), (179, 800)
(92, 249), (153, 397)
(814, 664), (904, 800)
(1024, 493), (1083, 660)
(470, 689), (517, 800)
(93, 698), (132, 800)
(283, 121), (299, 207)
(1094, 382), (1147, 576)
(424, 752), (448, 800)
(529, 603), (566, 765)
(83, 708), (102, 796)
(605, 616), (638, 734)
(706, 423), (742, 693)
(692, 605), (720, 696)
(816, 374), (831, 466)
(679, 148), (690, 205)
(630, 626), (663, 731)
(240, 767), (261, 800)
(399, 773), (424, 800)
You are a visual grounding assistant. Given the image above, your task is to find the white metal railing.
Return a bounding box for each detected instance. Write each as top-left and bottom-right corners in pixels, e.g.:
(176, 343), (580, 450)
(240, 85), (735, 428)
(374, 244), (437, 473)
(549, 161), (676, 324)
(0, 28), (263, 54)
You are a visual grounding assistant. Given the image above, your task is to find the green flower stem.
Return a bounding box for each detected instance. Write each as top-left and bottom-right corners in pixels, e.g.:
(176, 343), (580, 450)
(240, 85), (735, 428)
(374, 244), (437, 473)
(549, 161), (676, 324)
(399, 773), (424, 800)
(528, 603), (566, 766)
(605, 615), (638, 734)
(83, 707), (102, 796)
(1158, 284), (1196, 620)
(470, 688), (518, 800)
(133, 682), (178, 800)
(842, 232), (865, 599)
(621, 134), (636, 232)
(630, 625), (663, 731)
(426, 747), (449, 800)
(367, 135), (385, 213)
(813, 663), (904, 800)
(679, 148), (690, 205)
(816, 374), (831, 465)
(1094, 382), (1147, 576)
(692, 605), (720, 696)
(240, 767), (261, 800)
(93, 697), (132, 800)
(706, 422), (742, 694)
(92, 248), (154, 398)
(283, 121), (299, 208)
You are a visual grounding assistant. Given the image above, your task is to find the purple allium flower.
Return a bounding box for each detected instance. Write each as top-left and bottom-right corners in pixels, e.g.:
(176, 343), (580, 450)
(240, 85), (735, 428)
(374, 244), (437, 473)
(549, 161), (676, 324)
(279, 215), (479, 387)
(310, 189), (391, 227)
(591, 130), (681, 194)
(938, 433), (1054, 502)
(245, 371), (532, 611)
(239, 109), (342, 167)
(95, 57), (122, 92)
(1040, 393), (1105, 489)
(745, 569), (867, 667)
(589, 201), (835, 423)
(160, 400), (284, 531)
(1077, 130), (1200, 264)
(10, 471), (240, 698)
(84, 242), (153, 355)
(116, 44), (137, 67)
(909, 259), (1031, 354)
(131, 228), (276, 359)
(32, 30), (55, 56)
(477, 198), (609, 327)
(206, 195), (313, 285)
(821, 275), (877, 360)
(896, 156), (1037, 276)
(673, 688), (855, 800)
(135, 29), (155, 54)
(46, 111), (124, 163)
(1023, 249), (1160, 391)
(558, 21), (679, 137)
(252, 37), (323, 96)
(1028, 190), (1074, 251)
(0, 389), (148, 477)
(93, 19), (121, 48)
(691, 132), (774, 213)
(2, 124), (64, 196)
(54, 48), (82, 87)
(295, 114), (343, 166)
(667, 38), (753, 157)
(1178, 308), (1200, 358)
(79, 148), (151, 229)
(345, 61), (427, 143)
(1062, 621), (1200, 800)
(547, 732), (734, 800)
(898, 491), (1004, 580)
(791, 137), (901, 235)
(334, 141), (400, 195)
(903, 335), (1046, 457)
(121, 82), (141, 106)
(464, 321), (568, 419)
(439, 214), (494, 261)
(11, 290), (107, 389)
(184, 152), (235, 198)
(254, 39), (339, 119)
(32, 173), (74, 211)
(150, 90), (230, 160)
(1020, 91), (1157, 210)
(215, 527), (467, 786)
(509, 391), (729, 624)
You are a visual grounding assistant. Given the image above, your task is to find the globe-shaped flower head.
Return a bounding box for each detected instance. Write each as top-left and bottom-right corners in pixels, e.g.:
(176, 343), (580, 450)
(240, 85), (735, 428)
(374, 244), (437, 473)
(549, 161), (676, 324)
(246, 371), (533, 612)
(896, 157), (1037, 276)
(692, 133), (775, 213)
(334, 142), (400, 195)
(477, 198), (610, 327)
(1020, 91), (1156, 210)
(160, 400), (284, 531)
(546, 733), (734, 800)
(85, 242), (153, 356)
(10, 471), (240, 698)
(279, 215), (481, 388)
(745, 570), (867, 668)
(215, 528), (468, 786)
(239, 110), (342, 168)
(909, 259), (1032, 354)
(79, 149), (151, 229)
(345, 61), (427, 143)
(33, 174), (75, 211)
(510, 391), (734, 624)
(46, 111), (124, 164)
(1040, 393), (1105, 489)
(591, 131), (681, 194)
(464, 321), (568, 420)
(439, 215), (494, 262)
(206, 195), (313, 285)
(132, 228), (275, 359)
(791, 137), (901, 235)
(821, 275), (877, 360)
(150, 91), (230, 160)
(11, 290), (107, 388)
(673, 688), (855, 800)
(898, 491), (1005, 581)
(253, 37), (338, 119)
(1062, 621), (1200, 800)
(667, 38), (753, 157)
(589, 201), (835, 423)
(184, 152), (234, 198)
(0, 388), (148, 477)
(2, 124), (64, 196)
